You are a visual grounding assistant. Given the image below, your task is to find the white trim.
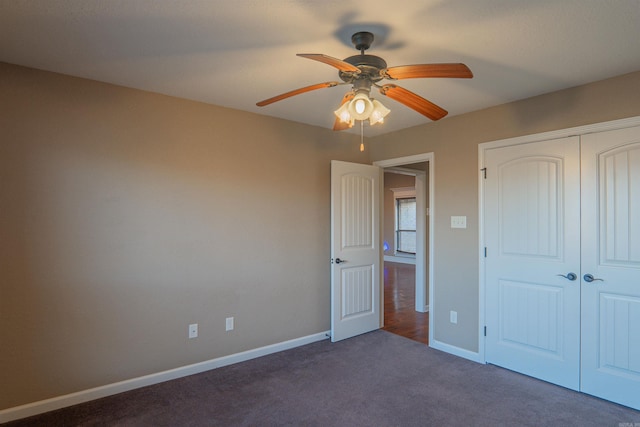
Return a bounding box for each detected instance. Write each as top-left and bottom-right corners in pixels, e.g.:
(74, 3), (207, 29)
(374, 153), (434, 317)
(390, 186), (416, 197)
(375, 153), (434, 168)
(414, 171), (428, 313)
(385, 166), (421, 176)
(0, 331), (330, 424)
(478, 145), (487, 363)
(479, 116), (640, 151)
(384, 255), (416, 265)
(477, 115), (640, 364)
(430, 339), (483, 363)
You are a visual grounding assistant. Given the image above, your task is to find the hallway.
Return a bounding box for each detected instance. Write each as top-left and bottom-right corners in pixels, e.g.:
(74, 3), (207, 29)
(382, 262), (429, 344)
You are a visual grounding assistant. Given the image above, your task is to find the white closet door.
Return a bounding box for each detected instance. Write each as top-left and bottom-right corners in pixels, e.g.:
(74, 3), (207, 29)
(581, 126), (640, 410)
(485, 136), (581, 390)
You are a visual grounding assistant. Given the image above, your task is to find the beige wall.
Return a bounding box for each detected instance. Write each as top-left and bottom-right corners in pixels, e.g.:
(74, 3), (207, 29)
(369, 71), (640, 353)
(3, 61), (640, 411)
(0, 62), (367, 409)
(382, 172), (415, 255)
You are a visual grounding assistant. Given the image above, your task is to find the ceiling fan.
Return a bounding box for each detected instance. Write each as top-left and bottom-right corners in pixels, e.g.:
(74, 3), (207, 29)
(256, 31), (473, 131)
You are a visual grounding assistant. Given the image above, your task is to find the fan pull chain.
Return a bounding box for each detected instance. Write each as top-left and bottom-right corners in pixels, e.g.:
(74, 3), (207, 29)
(359, 120), (364, 152)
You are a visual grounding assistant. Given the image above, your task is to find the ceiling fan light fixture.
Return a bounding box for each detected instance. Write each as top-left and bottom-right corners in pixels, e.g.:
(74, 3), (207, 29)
(257, 31), (473, 133)
(369, 99), (390, 125)
(348, 90), (374, 120)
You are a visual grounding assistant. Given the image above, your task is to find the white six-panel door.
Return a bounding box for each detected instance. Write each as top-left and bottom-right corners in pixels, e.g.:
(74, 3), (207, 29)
(580, 126), (640, 409)
(484, 136), (582, 390)
(330, 160), (381, 342)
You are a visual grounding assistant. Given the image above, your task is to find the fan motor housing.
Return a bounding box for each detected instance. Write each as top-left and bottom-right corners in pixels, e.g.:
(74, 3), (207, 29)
(339, 54), (387, 83)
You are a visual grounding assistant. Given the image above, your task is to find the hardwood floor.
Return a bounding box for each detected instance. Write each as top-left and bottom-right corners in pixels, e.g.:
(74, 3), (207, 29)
(382, 261), (429, 345)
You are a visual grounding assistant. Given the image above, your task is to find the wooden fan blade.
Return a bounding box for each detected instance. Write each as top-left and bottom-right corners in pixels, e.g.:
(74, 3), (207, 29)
(379, 84), (448, 121)
(256, 82), (339, 107)
(333, 91), (355, 131)
(297, 54), (361, 74)
(383, 63), (473, 80)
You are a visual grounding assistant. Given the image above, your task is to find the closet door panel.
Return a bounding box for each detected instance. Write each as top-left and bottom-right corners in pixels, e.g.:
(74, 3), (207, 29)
(484, 136), (581, 390)
(581, 125), (640, 411)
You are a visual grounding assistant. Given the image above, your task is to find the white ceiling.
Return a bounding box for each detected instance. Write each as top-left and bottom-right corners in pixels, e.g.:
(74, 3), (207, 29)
(2, 0), (639, 137)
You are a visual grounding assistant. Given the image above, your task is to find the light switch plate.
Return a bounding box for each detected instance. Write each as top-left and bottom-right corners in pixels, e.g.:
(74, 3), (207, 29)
(451, 216), (467, 229)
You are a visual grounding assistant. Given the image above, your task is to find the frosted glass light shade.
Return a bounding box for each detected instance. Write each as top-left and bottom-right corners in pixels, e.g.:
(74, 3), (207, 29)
(369, 99), (390, 125)
(334, 103), (353, 124)
(347, 91), (373, 120)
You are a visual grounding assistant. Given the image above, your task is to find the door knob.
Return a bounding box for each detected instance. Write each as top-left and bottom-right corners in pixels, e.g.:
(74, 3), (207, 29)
(335, 258), (347, 264)
(557, 272), (577, 281)
(583, 274), (603, 283)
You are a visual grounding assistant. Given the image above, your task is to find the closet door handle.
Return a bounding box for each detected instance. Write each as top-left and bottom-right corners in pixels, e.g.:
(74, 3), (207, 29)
(583, 274), (603, 283)
(557, 273), (577, 281)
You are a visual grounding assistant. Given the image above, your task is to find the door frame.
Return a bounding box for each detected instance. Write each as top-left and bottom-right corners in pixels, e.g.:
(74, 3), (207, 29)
(374, 153), (434, 344)
(478, 115), (640, 363)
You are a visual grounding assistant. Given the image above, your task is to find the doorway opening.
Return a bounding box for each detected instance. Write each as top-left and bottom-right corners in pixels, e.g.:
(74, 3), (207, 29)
(374, 154), (433, 345)
(382, 261), (428, 344)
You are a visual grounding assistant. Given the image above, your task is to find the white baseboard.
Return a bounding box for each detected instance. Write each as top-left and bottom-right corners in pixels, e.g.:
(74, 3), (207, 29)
(0, 331), (330, 423)
(383, 255), (416, 265)
(429, 339), (483, 364)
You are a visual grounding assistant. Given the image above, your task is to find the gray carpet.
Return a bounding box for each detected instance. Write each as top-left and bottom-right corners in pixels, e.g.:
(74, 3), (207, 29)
(7, 330), (640, 426)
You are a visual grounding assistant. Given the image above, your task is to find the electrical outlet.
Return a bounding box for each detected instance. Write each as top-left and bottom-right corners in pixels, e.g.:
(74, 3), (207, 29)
(225, 317), (234, 331)
(450, 311), (458, 324)
(189, 323), (198, 338)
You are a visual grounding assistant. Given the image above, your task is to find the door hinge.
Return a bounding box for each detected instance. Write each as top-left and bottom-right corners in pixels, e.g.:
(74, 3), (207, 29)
(484, 326), (487, 337)
(481, 167), (487, 179)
